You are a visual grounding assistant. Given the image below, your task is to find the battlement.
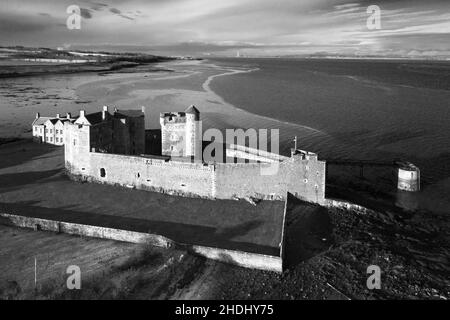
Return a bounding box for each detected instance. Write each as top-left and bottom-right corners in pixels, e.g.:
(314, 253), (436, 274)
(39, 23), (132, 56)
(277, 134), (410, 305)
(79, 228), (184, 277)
(160, 112), (188, 124)
(291, 149), (318, 161)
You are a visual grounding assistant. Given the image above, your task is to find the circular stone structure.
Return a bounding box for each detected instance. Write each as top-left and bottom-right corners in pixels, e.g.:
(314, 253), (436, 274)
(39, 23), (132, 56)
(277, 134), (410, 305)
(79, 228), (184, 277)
(397, 162), (420, 192)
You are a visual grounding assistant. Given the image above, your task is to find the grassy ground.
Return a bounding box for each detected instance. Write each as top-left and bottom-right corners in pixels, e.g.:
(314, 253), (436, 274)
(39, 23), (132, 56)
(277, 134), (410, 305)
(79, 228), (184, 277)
(0, 224), (209, 300)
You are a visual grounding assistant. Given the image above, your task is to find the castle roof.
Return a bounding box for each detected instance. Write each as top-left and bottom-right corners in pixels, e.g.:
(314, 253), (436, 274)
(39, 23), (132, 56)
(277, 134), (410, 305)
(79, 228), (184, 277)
(84, 111), (106, 125)
(32, 117), (51, 126)
(185, 105), (200, 114)
(114, 109), (144, 118)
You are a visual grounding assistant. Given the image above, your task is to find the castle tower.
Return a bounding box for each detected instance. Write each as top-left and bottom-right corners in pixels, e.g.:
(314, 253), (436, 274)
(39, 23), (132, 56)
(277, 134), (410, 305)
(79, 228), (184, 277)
(397, 162), (420, 192)
(160, 105), (201, 159)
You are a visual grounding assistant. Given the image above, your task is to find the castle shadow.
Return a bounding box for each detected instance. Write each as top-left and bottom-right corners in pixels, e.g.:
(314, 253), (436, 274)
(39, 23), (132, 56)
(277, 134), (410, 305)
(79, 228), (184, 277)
(0, 169), (61, 194)
(284, 194), (333, 269)
(0, 200), (278, 256)
(0, 140), (59, 171)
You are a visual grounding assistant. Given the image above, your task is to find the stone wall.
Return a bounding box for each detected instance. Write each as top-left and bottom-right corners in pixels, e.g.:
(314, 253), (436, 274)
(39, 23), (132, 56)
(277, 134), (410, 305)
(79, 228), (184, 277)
(0, 213), (173, 248)
(191, 245), (282, 273)
(0, 213), (283, 273)
(215, 162), (286, 200)
(214, 156), (326, 203)
(86, 152), (215, 198)
(66, 149), (326, 204)
(284, 155), (326, 205)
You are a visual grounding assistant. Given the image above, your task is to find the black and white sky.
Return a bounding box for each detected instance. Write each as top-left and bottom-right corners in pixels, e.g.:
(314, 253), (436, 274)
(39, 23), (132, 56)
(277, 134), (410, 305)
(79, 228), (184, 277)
(1, 0), (449, 57)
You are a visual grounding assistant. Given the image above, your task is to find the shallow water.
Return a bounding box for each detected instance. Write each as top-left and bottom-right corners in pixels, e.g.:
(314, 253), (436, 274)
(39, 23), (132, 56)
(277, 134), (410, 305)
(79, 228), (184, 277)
(208, 58), (450, 214)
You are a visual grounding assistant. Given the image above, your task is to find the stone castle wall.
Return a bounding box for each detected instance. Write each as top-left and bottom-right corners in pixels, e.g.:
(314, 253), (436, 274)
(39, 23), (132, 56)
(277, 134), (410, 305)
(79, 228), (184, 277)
(214, 156), (326, 204)
(72, 152), (215, 198)
(66, 149), (326, 204)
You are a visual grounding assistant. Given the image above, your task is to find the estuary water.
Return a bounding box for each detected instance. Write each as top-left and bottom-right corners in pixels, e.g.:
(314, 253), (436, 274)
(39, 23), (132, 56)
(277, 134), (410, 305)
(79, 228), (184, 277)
(0, 58), (449, 214)
(208, 58), (450, 214)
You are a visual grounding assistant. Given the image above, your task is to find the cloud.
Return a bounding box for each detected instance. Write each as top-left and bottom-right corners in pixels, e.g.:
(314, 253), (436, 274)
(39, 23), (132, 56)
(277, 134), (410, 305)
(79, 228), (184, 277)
(90, 2), (108, 11)
(109, 7), (134, 20)
(119, 14), (134, 20)
(80, 8), (93, 19)
(109, 8), (121, 14)
(0, 0), (449, 58)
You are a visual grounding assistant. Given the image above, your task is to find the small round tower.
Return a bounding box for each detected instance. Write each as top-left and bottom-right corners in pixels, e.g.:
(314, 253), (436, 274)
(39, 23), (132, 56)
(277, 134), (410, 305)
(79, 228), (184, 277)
(185, 105), (200, 158)
(397, 162), (420, 192)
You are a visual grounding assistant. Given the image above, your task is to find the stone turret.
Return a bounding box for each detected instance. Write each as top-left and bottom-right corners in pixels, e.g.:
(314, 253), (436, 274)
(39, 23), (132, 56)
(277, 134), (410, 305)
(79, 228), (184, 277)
(397, 162), (420, 192)
(160, 105), (201, 159)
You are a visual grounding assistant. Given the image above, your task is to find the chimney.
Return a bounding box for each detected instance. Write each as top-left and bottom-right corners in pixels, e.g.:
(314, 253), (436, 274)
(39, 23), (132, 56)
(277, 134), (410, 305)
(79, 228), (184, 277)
(80, 110), (85, 117)
(66, 112), (71, 119)
(102, 105), (108, 120)
(36, 112), (40, 119)
(56, 113), (61, 119)
(141, 106), (145, 113)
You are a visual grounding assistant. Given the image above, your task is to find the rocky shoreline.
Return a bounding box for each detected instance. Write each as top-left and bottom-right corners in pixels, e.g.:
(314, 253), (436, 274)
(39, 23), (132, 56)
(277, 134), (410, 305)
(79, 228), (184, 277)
(213, 200), (449, 300)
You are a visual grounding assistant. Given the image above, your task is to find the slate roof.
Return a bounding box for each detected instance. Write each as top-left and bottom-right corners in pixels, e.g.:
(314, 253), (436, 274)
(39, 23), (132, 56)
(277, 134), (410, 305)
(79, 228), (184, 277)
(32, 117), (51, 126)
(84, 112), (106, 125)
(185, 105), (200, 114)
(114, 109), (144, 118)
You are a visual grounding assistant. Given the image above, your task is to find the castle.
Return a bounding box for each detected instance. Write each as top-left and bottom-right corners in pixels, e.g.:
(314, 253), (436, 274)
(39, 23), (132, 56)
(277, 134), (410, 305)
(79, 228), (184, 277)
(63, 105), (327, 204)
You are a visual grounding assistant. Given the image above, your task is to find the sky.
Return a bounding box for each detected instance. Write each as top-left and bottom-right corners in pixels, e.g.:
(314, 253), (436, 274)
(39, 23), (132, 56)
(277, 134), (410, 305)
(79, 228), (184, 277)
(0, 0), (449, 57)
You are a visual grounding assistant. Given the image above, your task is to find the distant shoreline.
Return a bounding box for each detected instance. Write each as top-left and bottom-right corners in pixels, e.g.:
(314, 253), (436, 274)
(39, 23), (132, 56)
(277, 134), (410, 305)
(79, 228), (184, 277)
(0, 46), (177, 78)
(0, 60), (174, 79)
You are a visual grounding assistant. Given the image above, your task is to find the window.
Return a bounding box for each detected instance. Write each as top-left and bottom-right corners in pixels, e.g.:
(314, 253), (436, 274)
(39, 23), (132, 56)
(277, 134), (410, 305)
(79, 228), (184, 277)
(50, 129), (52, 133)
(100, 168), (106, 178)
(50, 137), (53, 142)
(55, 129), (58, 134)
(56, 138), (58, 143)
(61, 129), (63, 134)
(73, 139), (76, 146)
